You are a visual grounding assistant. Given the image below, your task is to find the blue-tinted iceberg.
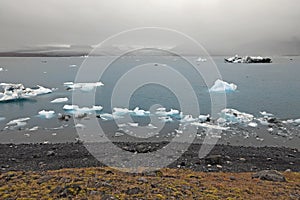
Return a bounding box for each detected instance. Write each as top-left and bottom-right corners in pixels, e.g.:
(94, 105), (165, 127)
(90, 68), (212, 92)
(209, 79), (237, 92)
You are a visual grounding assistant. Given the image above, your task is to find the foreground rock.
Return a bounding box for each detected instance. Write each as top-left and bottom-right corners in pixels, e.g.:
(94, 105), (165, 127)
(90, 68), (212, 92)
(252, 170), (286, 182)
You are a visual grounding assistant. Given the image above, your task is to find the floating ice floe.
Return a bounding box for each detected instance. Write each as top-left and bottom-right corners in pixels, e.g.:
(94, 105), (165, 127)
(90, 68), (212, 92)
(260, 111), (274, 117)
(29, 126), (39, 131)
(191, 122), (229, 130)
(63, 104), (103, 114)
(196, 57), (207, 62)
(158, 116), (173, 122)
(51, 97), (68, 103)
(209, 79), (237, 93)
(0, 117), (5, 121)
(218, 108), (254, 125)
(155, 108), (180, 117)
(38, 110), (55, 119)
(112, 107), (132, 116)
(64, 82), (104, 91)
(69, 64), (77, 68)
(5, 117), (30, 129)
(0, 83), (52, 102)
(75, 123), (85, 129)
(180, 115), (197, 123)
(128, 122), (139, 127)
(131, 107), (150, 116)
(99, 113), (123, 121)
(0, 68), (3, 72)
(198, 114), (210, 122)
(225, 55), (272, 63)
(248, 122), (258, 128)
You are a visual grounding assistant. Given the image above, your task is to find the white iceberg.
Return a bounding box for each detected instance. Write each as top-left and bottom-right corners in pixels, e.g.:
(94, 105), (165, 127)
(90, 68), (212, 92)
(158, 116), (173, 122)
(6, 117), (30, 129)
(99, 113), (123, 120)
(51, 97), (68, 103)
(128, 122), (139, 127)
(112, 107), (132, 116)
(0, 83), (52, 102)
(209, 79), (237, 93)
(248, 122), (258, 127)
(63, 104), (103, 114)
(196, 57), (207, 62)
(155, 108), (180, 116)
(131, 107), (150, 116)
(180, 115), (197, 123)
(64, 82), (104, 91)
(191, 122), (229, 130)
(260, 111), (274, 117)
(198, 114), (210, 122)
(219, 108), (254, 125)
(38, 110), (55, 119)
(29, 126), (39, 131)
(0, 68), (3, 71)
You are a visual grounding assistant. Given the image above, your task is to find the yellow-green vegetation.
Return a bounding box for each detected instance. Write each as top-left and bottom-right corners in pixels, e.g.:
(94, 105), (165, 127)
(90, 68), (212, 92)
(0, 167), (300, 199)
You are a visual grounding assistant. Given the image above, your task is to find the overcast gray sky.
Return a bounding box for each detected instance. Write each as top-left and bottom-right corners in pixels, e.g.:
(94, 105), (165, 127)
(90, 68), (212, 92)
(0, 0), (299, 55)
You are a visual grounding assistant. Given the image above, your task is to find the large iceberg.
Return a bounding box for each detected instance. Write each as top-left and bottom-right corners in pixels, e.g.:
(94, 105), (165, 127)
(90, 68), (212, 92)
(225, 55), (272, 63)
(0, 83), (52, 102)
(64, 82), (104, 91)
(209, 79), (237, 92)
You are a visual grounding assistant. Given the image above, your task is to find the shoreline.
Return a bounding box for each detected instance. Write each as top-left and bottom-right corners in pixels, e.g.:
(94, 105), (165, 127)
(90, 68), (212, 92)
(1, 142), (299, 173)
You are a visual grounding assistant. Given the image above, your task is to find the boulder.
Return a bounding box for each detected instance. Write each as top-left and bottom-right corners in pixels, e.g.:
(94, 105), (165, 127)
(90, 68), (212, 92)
(252, 170), (286, 182)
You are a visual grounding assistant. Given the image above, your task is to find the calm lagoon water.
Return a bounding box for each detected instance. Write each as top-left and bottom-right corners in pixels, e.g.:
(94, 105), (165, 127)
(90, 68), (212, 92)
(0, 56), (299, 144)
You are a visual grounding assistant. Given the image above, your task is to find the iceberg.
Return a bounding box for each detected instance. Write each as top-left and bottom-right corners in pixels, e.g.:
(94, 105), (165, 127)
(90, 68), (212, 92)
(198, 114), (210, 122)
(99, 113), (123, 120)
(191, 122), (229, 130)
(51, 97), (69, 103)
(38, 110), (55, 119)
(6, 117), (30, 129)
(131, 107), (150, 116)
(180, 115), (197, 123)
(219, 108), (254, 125)
(0, 68), (3, 71)
(64, 82), (104, 91)
(112, 107), (132, 116)
(209, 79), (237, 92)
(158, 116), (173, 122)
(260, 111), (274, 117)
(225, 55), (272, 63)
(63, 104), (103, 114)
(196, 57), (207, 62)
(155, 108), (180, 116)
(0, 83), (52, 102)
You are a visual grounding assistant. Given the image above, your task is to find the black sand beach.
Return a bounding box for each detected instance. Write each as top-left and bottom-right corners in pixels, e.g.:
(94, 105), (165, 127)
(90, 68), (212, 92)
(1, 142), (299, 173)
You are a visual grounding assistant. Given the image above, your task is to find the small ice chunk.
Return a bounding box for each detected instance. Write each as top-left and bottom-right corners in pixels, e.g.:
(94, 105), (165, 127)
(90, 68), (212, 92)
(131, 107), (150, 116)
(219, 108), (253, 124)
(180, 115), (197, 123)
(75, 123), (85, 129)
(63, 104), (79, 110)
(196, 57), (207, 62)
(32, 85), (52, 95)
(115, 132), (124, 137)
(0, 117), (5, 121)
(248, 122), (258, 127)
(51, 97), (68, 103)
(147, 124), (157, 129)
(29, 126), (39, 131)
(260, 111), (274, 117)
(198, 114), (210, 122)
(191, 122), (229, 130)
(128, 122), (139, 127)
(0, 68), (3, 71)
(38, 110), (55, 119)
(6, 117), (30, 129)
(113, 107), (132, 116)
(209, 79), (237, 93)
(69, 64), (77, 68)
(155, 108), (180, 116)
(158, 116), (173, 122)
(294, 119), (300, 124)
(267, 128), (274, 132)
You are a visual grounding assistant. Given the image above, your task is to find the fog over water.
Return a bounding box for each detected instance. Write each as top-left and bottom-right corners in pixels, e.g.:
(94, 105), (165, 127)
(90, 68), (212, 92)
(0, 0), (300, 55)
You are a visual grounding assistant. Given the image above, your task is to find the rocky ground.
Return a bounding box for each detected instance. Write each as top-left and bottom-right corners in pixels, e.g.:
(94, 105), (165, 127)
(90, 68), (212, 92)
(0, 142), (299, 172)
(1, 142), (300, 199)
